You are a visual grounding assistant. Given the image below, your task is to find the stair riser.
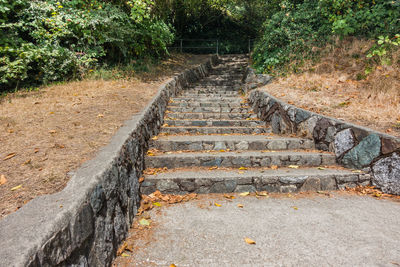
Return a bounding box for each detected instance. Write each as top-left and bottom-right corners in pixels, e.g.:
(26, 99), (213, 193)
(168, 102), (248, 108)
(140, 174), (368, 195)
(161, 127), (269, 135)
(166, 113), (257, 120)
(146, 154), (336, 169)
(182, 91), (240, 96)
(198, 81), (242, 86)
(151, 139), (314, 151)
(164, 120), (264, 127)
(171, 97), (242, 103)
(190, 85), (241, 90)
(167, 107), (252, 113)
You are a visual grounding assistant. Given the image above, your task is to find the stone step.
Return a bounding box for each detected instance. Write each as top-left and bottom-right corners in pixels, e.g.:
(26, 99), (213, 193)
(189, 86), (242, 91)
(161, 126), (269, 135)
(183, 90), (240, 95)
(164, 119), (265, 127)
(165, 112), (257, 120)
(151, 135), (314, 151)
(180, 94), (241, 99)
(198, 80), (242, 86)
(171, 97), (243, 103)
(140, 168), (370, 195)
(166, 106), (252, 113)
(145, 150), (337, 169)
(168, 102), (248, 108)
(207, 74), (243, 79)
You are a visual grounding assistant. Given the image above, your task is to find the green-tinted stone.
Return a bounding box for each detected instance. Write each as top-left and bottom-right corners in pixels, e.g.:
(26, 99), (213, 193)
(341, 134), (381, 169)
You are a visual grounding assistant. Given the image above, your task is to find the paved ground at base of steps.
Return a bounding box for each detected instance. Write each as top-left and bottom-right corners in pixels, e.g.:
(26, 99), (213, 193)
(117, 194), (400, 266)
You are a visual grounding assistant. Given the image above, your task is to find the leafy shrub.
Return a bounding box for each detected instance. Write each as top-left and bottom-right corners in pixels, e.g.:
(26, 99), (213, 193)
(252, 0), (400, 74)
(0, 0), (174, 91)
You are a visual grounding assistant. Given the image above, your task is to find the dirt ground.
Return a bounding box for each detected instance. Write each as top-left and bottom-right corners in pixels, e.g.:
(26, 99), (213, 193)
(0, 54), (210, 218)
(261, 38), (400, 137)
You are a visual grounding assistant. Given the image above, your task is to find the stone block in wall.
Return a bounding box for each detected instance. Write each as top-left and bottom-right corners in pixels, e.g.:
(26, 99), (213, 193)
(297, 116), (318, 139)
(334, 129), (355, 158)
(341, 134), (381, 169)
(372, 153), (400, 194)
(381, 138), (400, 155)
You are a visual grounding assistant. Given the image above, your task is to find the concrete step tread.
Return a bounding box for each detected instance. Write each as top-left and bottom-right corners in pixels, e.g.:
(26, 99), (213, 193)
(152, 135), (309, 142)
(161, 126), (270, 134)
(165, 112), (257, 119)
(147, 150), (333, 158)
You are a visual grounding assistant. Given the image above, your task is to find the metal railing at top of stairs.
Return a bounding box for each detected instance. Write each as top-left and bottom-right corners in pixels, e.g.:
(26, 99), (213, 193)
(167, 39), (258, 55)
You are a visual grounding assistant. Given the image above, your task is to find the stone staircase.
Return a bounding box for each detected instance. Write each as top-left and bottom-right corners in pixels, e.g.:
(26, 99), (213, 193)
(140, 55), (369, 195)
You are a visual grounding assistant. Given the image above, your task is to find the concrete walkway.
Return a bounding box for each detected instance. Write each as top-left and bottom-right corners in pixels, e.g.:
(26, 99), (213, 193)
(116, 194), (400, 266)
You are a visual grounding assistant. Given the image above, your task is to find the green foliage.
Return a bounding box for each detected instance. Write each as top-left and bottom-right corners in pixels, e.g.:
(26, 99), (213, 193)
(366, 34), (400, 65)
(252, 0), (400, 74)
(0, 0), (173, 91)
(253, 0), (331, 73)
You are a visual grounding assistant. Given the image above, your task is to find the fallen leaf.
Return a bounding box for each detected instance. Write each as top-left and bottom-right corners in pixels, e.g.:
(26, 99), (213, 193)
(139, 177), (145, 183)
(374, 192), (382, 198)
(11, 185), (22, 191)
(147, 152), (155, 156)
(237, 204), (244, 208)
(139, 218), (151, 226)
(288, 165), (299, 169)
(0, 175), (7, 186)
(239, 167), (248, 170)
(97, 114), (104, 118)
(245, 238), (256, 245)
(256, 191), (268, 196)
(271, 165), (278, 170)
(151, 136), (158, 140)
(224, 194), (235, 199)
(153, 202), (162, 207)
(219, 149), (226, 152)
(121, 253), (130, 257)
(292, 206), (298, 210)
(3, 153), (16, 161)
(49, 130), (57, 134)
(214, 203), (222, 207)
(209, 166), (218, 170)
(352, 170), (362, 173)
(34, 148), (40, 153)
(239, 192), (250, 196)
(170, 264), (177, 267)
(317, 167), (326, 170)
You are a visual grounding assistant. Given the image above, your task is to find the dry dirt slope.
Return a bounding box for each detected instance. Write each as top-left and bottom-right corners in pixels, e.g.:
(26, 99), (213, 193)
(0, 54), (210, 218)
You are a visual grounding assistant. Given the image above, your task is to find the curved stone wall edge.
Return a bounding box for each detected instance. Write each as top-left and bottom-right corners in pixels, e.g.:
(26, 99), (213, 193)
(247, 86), (400, 195)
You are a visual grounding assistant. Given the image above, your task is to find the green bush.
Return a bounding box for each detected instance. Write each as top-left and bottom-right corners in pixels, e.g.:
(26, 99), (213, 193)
(0, 0), (174, 91)
(252, 0), (400, 74)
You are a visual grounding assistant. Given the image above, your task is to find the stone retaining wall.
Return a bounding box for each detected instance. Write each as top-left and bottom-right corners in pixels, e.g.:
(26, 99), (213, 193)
(0, 55), (219, 267)
(246, 75), (400, 195)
